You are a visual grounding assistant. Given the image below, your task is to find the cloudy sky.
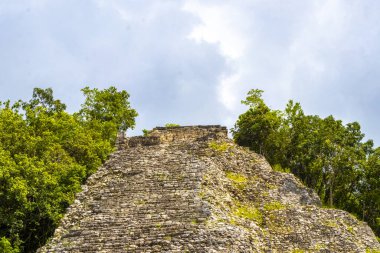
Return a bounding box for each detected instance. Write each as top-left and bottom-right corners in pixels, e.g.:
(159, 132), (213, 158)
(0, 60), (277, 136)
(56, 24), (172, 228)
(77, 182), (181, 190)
(1, 0), (379, 143)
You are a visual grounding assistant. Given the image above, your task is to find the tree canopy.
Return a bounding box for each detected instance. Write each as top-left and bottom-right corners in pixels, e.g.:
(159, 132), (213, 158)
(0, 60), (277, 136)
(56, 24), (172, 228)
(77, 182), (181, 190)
(0, 86), (137, 253)
(233, 89), (380, 238)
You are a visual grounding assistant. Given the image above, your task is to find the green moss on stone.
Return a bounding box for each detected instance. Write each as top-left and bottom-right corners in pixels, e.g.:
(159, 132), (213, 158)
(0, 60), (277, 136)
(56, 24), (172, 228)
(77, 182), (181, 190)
(346, 225), (354, 234)
(226, 171), (248, 190)
(323, 220), (339, 228)
(291, 249), (305, 253)
(314, 243), (326, 250)
(264, 201), (286, 212)
(226, 172), (247, 183)
(233, 203), (262, 225)
(366, 248), (380, 253)
(265, 182), (277, 190)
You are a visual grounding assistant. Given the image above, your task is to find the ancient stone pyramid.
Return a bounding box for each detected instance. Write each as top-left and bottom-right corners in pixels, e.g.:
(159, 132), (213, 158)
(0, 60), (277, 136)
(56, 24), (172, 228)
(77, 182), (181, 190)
(39, 126), (380, 252)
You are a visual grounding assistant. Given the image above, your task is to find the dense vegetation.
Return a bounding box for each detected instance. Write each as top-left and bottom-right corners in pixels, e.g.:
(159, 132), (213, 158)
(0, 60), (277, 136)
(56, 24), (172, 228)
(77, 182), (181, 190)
(232, 89), (380, 238)
(0, 87), (137, 252)
(1, 86), (378, 252)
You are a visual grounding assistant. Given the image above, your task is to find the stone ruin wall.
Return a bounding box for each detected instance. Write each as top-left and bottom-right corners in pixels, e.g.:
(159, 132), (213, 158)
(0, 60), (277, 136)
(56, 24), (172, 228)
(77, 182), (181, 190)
(118, 125), (228, 149)
(39, 125), (380, 253)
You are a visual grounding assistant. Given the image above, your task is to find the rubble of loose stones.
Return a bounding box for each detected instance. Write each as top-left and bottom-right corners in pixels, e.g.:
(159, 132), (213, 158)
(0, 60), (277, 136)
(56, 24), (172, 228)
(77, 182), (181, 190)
(39, 125), (380, 253)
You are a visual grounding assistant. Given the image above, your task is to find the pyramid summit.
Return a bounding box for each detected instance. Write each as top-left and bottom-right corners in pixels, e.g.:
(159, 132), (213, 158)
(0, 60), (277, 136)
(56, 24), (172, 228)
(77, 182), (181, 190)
(39, 125), (380, 252)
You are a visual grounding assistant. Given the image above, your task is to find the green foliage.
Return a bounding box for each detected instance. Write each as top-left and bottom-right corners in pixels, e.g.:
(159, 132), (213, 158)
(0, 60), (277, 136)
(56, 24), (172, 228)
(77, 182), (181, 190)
(0, 237), (18, 253)
(164, 123), (180, 127)
(272, 164), (290, 173)
(78, 86), (137, 141)
(23, 87), (66, 114)
(233, 88), (380, 237)
(208, 141), (230, 152)
(0, 237), (19, 253)
(232, 89), (282, 157)
(142, 129), (150, 136)
(0, 87), (137, 252)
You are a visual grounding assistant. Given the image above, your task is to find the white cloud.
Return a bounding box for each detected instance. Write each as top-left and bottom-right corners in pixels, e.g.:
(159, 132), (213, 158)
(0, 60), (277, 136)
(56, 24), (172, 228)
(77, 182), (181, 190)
(0, 0), (380, 142)
(183, 0), (250, 121)
(184, 1), (248, 60)
(183, 0), (380, 142)
(0, 0), (228, 136)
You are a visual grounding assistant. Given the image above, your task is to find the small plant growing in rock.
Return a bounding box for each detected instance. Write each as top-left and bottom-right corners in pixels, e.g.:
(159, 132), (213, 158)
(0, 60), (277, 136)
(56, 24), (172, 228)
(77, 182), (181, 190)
(346, 225), (354, 234)
(165, 123), (180, 127)
(142, 129), (150, 136)
(208, 141), (230, 152)
(272, 164), (290, 173)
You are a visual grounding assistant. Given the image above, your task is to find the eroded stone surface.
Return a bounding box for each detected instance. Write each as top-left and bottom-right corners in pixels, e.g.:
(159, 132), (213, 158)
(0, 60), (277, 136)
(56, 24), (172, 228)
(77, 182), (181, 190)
(39, 125), (380, 253)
